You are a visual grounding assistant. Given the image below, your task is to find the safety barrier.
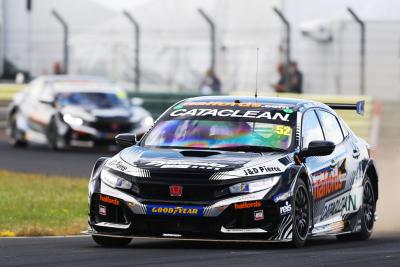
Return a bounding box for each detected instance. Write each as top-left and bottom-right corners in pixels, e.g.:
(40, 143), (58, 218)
(0, 85), (201, 128)
(127, 92), (201, 118)
(0, 84), (24, 101)
(0, 84), (24, 128)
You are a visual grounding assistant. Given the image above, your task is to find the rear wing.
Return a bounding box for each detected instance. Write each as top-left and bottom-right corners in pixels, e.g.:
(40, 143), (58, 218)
(325, 100), (365, 116)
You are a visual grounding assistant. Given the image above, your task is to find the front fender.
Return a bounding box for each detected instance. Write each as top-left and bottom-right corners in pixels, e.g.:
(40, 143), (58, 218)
(89, 157), (109, 199)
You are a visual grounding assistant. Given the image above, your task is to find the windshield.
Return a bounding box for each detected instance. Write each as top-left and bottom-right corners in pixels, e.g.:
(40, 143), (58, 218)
(56, 92), (129, 109)
(143, 101), (296, 151)
(144, 119), (293, 151)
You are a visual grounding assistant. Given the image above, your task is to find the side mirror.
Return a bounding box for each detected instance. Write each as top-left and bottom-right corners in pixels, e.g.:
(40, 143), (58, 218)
(39, 98), (55, 106)
(298, 140), (335, 160)
(115, 133), (137, 148)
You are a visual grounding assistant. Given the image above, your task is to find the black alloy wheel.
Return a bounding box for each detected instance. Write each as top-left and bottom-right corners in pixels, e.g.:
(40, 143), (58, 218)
(336, 175), (375, 241)
(362, 179), (375, 232)
(292, 179), (311, 248)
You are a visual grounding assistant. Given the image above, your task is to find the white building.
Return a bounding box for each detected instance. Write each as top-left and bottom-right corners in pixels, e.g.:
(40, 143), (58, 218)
(0, 0), (115, 77)
(69, 0), (283, 92)
(286, 0), (400, 100)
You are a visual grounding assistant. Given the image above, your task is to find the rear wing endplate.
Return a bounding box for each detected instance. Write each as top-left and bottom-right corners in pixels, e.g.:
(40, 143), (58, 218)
(325, 100), (365, 116)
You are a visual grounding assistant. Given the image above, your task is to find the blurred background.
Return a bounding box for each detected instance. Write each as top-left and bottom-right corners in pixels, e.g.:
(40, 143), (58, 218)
(0, 0), (399, 236)
(1, 0), (399, 97)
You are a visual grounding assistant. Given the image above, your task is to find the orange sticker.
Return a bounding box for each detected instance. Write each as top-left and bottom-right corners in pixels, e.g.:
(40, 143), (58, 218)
(99, 194), (120, 206)
(234, 201), (262, 210)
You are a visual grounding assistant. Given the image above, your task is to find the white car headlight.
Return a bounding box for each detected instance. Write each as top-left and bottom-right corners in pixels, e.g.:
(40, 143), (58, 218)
(63, 114), (83, 126)
(229, 176), (280, 194)
(101, 169), (132, 190)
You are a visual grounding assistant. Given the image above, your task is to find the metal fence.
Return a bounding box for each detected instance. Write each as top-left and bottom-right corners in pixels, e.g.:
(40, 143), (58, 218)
(2, 2), (400, 100)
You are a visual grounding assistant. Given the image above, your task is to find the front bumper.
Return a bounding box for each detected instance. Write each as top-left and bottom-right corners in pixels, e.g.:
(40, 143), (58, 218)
(88, 180), (293, 241)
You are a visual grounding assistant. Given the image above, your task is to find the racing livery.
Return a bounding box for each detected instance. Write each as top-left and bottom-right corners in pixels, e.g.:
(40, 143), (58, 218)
(6, 75), (153, 149)
(87, 96), (378, 247)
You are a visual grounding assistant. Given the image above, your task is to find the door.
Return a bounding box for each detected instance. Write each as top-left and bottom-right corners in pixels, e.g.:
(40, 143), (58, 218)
(20, 79), (54, 142)
(313, 110), (351, 224)
(302, 109), (347, 226)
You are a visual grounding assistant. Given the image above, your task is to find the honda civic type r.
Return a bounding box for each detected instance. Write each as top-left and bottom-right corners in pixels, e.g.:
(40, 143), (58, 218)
(87, 96), (378, 248)
(7, 75), (153, 149)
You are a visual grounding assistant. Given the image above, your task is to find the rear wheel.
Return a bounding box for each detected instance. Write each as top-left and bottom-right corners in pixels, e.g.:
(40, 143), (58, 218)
(8, 112), (27, 147)
(291, 179), (311, 248)
(92, 235), (132, 247)
(336, 175), (375, 241)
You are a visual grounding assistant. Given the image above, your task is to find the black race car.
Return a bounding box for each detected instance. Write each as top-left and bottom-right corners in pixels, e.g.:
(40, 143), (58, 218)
(87, 96), (378, 248)
(7, 75), (153, 149)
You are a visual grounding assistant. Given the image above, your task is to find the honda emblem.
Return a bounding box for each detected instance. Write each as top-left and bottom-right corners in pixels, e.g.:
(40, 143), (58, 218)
(169, 185), (183, 197)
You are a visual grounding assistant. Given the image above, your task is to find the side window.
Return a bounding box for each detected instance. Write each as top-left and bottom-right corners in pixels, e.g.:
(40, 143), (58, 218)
(302, 110), (325, 148)
(317, 110), (344, 145)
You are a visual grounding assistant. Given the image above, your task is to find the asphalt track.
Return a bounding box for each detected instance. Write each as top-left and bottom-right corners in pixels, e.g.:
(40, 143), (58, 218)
(0, 139), (114, 177)
(0, 234), (400, 266)
(1, 132), (400, 266)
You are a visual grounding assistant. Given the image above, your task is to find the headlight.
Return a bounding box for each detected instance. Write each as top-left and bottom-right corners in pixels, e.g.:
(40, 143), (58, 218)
(229, 176), (280, 194)
(63, 114), (83, 126)
(101, 169), (132, 190)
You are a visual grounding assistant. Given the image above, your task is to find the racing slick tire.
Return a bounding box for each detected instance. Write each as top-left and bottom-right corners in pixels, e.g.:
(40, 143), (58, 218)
(47, 117), (67, 150)
(291, 178), (311, 248)
(92, 235), (132, 247)
(8, 112), (27, 147)
(336, 175), (375, 241)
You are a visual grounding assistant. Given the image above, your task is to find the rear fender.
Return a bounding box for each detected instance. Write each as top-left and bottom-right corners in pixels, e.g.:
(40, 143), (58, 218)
(361, 159), (379, 201)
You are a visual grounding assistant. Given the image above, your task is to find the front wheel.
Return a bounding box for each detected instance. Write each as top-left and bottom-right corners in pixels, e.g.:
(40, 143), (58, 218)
(336, 175), (375, 241)
(92, 235), (132, 247)
(291, 178), (311, 248)
(47, 118), (67, 150)
(8, 112), (27, 147)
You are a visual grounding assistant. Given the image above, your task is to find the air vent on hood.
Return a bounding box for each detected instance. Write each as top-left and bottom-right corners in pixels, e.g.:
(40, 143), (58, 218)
(179, 150), (221, 157)
(278, 156), (292, 165)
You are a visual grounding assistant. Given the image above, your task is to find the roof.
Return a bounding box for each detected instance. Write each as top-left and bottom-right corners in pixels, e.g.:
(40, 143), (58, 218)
(38, 75), (119, 94)
(182, 95), (329, 112)
(41, 75), (112, 84)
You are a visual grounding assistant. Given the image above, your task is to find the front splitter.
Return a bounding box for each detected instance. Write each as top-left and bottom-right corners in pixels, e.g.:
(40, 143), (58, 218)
(82, 230), (291, 243)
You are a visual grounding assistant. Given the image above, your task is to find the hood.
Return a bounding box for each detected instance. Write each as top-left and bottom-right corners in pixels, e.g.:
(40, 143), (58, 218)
(60, 105), (131, 122)
(117, 146), (291, 178)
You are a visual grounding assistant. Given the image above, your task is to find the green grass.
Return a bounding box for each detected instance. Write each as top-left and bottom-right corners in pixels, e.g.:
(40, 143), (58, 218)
(0, 170), (88, 236)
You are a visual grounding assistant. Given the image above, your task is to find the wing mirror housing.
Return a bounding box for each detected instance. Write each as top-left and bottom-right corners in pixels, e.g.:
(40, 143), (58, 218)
(115, 133), (137, 148)
(39, 97), (55, 107)
(297, 140), (335, 161)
